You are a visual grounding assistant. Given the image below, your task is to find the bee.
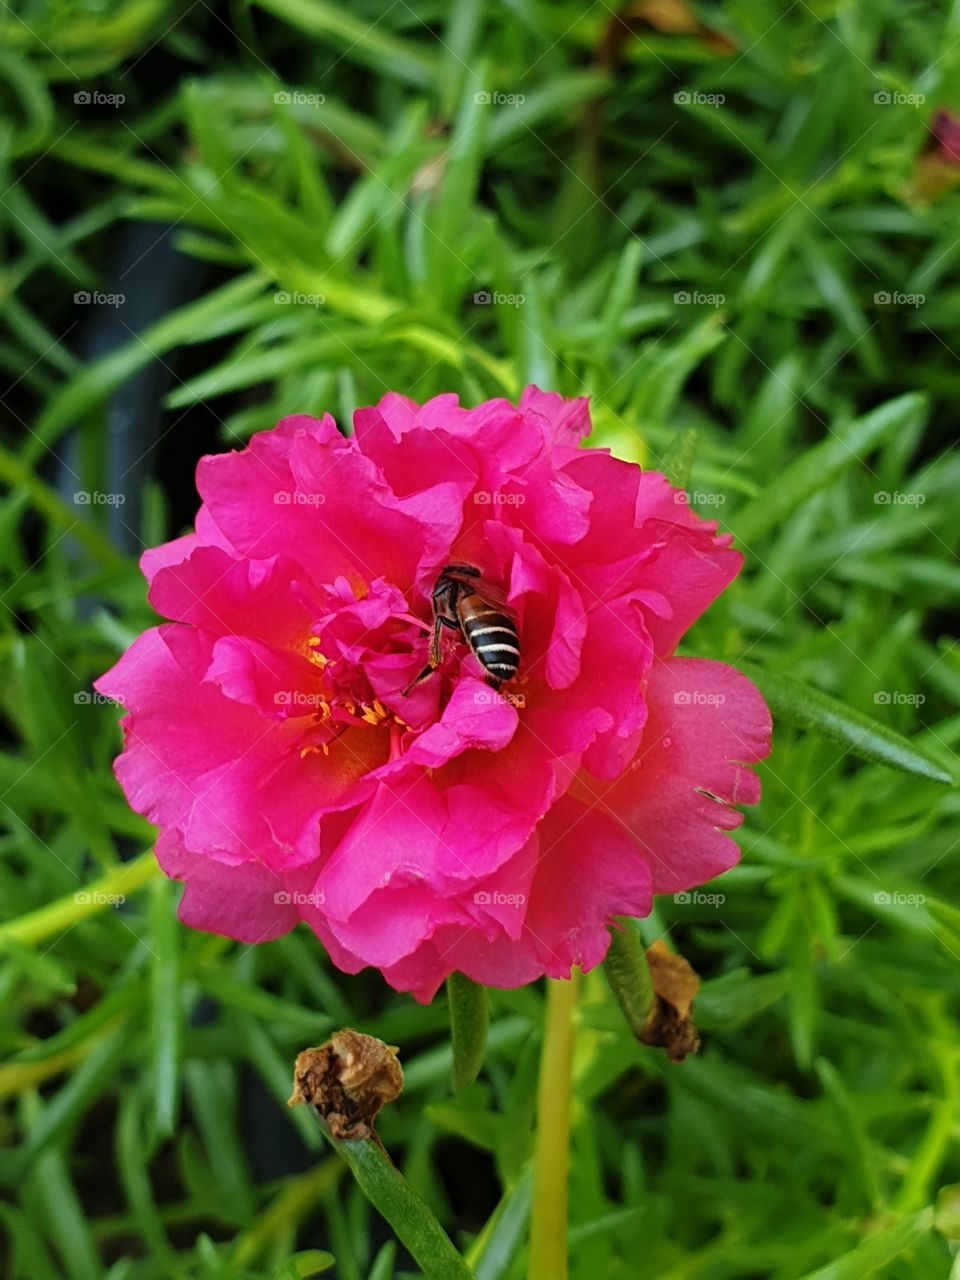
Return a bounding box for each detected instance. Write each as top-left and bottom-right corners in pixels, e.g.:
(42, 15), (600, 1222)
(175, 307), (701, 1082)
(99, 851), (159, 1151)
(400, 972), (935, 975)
(405, 563), (520, 693)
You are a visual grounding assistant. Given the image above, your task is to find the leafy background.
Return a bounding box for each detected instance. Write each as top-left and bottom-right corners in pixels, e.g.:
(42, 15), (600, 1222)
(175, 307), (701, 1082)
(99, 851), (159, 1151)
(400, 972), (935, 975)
(1, 1), (959, 1277)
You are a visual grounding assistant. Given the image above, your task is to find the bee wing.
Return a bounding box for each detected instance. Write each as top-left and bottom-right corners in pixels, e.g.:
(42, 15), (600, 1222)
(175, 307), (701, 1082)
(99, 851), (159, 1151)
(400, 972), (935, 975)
(476, 580), (515, 612)
(444, 570), (514, 611)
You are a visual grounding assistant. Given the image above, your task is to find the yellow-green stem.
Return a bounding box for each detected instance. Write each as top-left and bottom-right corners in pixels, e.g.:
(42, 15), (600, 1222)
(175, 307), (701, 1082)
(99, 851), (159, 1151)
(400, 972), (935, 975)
(0, 851), (158, 948)
(529, 972), (580, 1280)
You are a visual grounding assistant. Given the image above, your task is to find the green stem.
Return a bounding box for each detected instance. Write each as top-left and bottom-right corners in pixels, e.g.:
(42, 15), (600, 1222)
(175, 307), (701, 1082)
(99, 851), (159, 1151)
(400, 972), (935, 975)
(318, 1122), (473, 1280)
(0, 851), (158, 947)
(529, 973), (580, 1280)
(447, 972), (489, 1093)
(894, 1037), (957, 1213)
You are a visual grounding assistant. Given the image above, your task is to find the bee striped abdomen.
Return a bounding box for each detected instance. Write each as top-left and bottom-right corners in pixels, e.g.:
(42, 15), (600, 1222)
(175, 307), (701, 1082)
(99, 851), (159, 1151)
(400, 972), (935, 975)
(461, 600), (520, 681)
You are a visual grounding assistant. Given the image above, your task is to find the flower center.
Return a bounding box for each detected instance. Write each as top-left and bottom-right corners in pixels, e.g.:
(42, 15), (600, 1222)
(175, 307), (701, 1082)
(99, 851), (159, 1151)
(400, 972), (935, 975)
(297, 635), (409, 759)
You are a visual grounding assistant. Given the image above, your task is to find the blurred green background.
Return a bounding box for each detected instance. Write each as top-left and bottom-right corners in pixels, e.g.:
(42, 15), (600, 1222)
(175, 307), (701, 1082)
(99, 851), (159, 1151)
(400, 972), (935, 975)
(1, 1), (959, 1277)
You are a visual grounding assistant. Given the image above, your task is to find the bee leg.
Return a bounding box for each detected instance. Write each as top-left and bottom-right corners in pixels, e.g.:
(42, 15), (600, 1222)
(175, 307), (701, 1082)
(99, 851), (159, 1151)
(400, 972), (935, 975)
(483, 674), (502, 692)
(435, 614), (460, 665)
(401, 664), (436, 697)
(403, 609), (466, 696)
(402, 619), (447, 697)
(429, 615), (446, 666)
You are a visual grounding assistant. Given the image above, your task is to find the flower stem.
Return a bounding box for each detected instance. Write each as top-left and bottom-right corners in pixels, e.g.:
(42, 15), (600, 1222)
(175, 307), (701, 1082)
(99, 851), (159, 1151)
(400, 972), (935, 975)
(529, 972), (580, 1280)
(447, 972), (489, 1093)
(317, 1122), (474, 1279)
(0, 851), (158, 948)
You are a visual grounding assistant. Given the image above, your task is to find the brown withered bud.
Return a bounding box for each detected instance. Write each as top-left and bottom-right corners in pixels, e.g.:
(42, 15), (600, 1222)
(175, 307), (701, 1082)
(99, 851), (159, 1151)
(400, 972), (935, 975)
(640, 940), (701, 1063)
(288, 1029), (403, 1143)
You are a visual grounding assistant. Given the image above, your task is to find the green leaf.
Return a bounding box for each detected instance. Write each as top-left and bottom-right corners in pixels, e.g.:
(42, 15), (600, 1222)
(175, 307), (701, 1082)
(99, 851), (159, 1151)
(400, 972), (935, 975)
(149, 877), (182, 1142)
(366, 1241), (396, 1280)
(660, 427), (697, 490)
(734, 393), (928, 543)
(289, 1249), (337, 1276)
(251, 0), (439, 87)
(28, 1144), (101, 1280)
(447, 971), (489, 1093)
(740, 662), (955, 785)
(4, 1029), (130, 1178)
(602, 918), (654, 1041)
(321, 1131), (473, 1280)
(797, 1208), (935, 1280)
(468, 1165), (533, 1280)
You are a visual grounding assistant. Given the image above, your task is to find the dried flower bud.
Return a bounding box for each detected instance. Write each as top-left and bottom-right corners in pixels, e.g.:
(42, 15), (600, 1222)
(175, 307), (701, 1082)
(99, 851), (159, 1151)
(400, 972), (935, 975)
(289, 1029), (403, 1142)
(640, 940), (701, 1062)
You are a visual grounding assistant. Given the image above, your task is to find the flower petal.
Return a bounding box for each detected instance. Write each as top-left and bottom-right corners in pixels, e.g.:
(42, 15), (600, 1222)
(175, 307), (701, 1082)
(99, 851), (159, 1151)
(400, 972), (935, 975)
(600, 657), (771, 894)
(157, 831), (297, 943)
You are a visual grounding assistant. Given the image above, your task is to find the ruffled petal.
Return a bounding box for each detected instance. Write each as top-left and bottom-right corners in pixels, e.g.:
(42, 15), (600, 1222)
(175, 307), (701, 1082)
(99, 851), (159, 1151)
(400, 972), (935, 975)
(600, 657), (772, 894)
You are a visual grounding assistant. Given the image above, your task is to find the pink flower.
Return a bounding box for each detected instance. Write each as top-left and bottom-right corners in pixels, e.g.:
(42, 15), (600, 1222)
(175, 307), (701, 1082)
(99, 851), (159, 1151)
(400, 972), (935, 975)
(96, 388), (771, 1001)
